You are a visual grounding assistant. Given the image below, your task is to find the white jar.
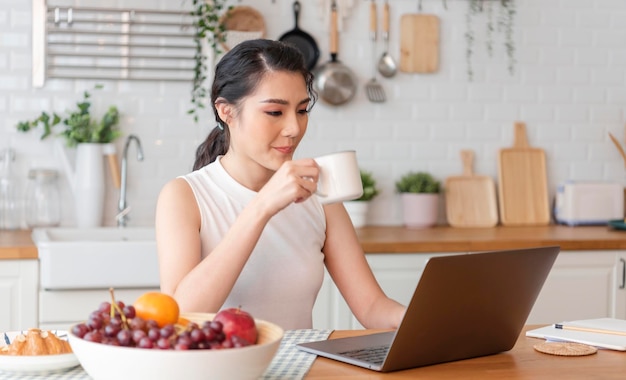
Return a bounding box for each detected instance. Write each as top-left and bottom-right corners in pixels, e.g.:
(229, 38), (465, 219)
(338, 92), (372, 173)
(25, 169), (61, 228)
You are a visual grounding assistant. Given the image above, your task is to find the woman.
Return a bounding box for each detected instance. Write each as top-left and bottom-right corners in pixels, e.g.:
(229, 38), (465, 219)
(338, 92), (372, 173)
(156, 39), (405, 330)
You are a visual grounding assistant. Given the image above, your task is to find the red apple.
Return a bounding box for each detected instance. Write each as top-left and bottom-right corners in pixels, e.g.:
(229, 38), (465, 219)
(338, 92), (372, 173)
(213, 307), (258, 345)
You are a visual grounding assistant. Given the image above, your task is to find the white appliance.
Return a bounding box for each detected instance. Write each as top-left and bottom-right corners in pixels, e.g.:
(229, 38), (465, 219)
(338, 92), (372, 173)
(555, 182), (624, 226)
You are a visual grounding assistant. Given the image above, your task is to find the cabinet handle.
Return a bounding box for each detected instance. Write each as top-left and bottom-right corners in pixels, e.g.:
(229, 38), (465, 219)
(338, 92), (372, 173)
(619, 258), (626, 289)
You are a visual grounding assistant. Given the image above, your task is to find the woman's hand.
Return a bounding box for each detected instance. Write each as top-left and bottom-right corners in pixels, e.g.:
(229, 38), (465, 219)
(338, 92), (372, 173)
(256, 158), (320, 216)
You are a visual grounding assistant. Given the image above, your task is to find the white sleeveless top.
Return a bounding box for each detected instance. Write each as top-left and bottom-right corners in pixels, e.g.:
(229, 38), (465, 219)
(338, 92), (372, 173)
(181, 157), (326, 330)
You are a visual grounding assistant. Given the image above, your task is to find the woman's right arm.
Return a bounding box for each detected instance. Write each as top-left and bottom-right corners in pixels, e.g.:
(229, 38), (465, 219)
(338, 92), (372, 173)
(155, 178), (271, 313)
(155, 160), (320, 313)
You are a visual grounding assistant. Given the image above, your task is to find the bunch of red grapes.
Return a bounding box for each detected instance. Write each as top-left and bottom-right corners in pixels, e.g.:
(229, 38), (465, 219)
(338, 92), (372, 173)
(71, 301), (252, 350)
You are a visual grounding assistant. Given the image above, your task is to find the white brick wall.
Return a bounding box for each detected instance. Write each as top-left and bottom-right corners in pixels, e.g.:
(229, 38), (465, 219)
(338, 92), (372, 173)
(0, 0), (624, 228)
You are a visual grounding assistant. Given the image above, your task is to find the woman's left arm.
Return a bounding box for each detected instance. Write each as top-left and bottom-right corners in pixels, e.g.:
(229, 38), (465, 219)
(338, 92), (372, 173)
(322, 203), (406, 329)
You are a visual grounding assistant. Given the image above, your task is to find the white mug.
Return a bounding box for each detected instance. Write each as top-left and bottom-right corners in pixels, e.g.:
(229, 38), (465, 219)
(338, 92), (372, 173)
(314, 150), (363, 204)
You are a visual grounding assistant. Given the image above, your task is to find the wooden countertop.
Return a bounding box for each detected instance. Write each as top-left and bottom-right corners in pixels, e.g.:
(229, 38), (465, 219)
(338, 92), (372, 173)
(356, 225), (626, 252)
(0, 230), (38, 259)
(2, 225), (626, 260)
(306, 326), (626, 379)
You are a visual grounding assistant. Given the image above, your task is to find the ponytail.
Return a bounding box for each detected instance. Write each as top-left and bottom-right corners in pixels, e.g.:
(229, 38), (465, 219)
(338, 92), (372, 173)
(193, 125), (230, 170)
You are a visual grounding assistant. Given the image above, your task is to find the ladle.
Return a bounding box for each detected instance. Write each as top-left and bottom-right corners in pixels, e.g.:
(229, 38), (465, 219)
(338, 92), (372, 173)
(377, 0), (397, 78)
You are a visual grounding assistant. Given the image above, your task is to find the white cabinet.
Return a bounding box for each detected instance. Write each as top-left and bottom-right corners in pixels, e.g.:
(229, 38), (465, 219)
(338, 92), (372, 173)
(529, 250), (626, 324)
(312, 250), (626, 330)
(39, 287), (160, 331)
(0, 260), (38, 331)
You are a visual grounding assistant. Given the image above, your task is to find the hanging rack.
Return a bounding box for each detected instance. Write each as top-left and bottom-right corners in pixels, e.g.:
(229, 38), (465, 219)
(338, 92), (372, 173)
(33, 0), (197, 87)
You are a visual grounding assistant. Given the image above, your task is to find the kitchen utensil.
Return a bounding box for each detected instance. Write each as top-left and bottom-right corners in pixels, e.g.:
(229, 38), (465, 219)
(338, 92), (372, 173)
(608, 132), (626, 168)
(313, 0), (358, 106)
(445, 150), (498, 228)
(399, 13), (439, 73)
(377, 0), (397, 78)
(218, 6), (266, 51)
(497, 121), (550, 226)
(106, 150), (121, 189)
(279, 1), (320, 71)
(365, 0), (386, 103)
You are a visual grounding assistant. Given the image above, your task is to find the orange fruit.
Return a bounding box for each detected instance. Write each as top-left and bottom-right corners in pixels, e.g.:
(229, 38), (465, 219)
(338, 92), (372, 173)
(133, 292), (180, 328)
(177, 316), (190, 327)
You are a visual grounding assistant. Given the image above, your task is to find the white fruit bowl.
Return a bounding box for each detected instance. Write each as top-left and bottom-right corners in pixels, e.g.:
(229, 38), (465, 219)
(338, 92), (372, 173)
(68, 313), (283, 380)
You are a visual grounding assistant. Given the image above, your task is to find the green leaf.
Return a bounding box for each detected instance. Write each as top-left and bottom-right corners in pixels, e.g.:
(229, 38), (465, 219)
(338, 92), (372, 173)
(395, 172), (440, 194)
(15, 85), (121, 146)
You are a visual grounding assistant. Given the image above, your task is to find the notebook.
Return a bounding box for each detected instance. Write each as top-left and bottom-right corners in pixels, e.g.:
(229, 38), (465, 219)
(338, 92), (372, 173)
(526, 318), (626, 351)
(297, 246), (560, 372)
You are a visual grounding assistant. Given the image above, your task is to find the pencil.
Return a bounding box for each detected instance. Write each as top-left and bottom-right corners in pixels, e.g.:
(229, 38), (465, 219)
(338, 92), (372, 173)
(554, 323), (626, 337)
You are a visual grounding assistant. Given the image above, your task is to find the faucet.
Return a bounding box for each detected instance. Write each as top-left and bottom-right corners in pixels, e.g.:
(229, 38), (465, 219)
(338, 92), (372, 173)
(117, 134), (144, 227)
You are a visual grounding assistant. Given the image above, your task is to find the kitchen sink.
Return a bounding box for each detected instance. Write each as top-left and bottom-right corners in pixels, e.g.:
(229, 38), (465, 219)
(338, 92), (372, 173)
(32, 227), (160, 290)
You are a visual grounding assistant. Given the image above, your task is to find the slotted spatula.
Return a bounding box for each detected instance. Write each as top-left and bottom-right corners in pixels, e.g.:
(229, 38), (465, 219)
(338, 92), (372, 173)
(365, 0), (386, 103)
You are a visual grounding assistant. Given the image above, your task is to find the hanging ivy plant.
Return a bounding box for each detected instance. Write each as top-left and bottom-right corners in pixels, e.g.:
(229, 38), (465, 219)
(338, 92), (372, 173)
(464, 0), (516, 81)
(500, 0), (516, 76)
(485, 0), (494, 57)
(465, 0), (480, 81)
(188, 0), (230, 123)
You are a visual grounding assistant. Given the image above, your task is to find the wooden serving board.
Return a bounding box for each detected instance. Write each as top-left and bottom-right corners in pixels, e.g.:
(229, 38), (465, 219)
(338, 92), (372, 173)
(399, 13), (439, 73)
(497, 122), (550, 226)
(445, 150), (498, 228)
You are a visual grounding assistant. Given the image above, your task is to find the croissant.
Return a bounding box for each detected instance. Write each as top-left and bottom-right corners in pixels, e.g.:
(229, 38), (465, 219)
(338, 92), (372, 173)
(0, 328), (72, 356)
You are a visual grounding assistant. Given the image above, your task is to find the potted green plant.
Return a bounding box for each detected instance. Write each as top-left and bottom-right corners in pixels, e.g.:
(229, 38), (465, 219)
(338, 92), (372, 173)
(16, 85), (122, 228)
(344, 170), (380, 228)
(16, 85), (121, 146)
(395, 171), (441, 229)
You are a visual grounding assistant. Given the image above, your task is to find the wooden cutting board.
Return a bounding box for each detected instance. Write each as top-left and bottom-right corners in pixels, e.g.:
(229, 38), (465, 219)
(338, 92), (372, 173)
(497, 122), (550, 226)
(399, 14), (439, 73)
(445, 150), (498, 228)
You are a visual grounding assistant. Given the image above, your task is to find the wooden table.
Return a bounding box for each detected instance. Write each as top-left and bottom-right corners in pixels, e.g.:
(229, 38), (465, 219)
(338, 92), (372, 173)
(305, 326), (626, 379)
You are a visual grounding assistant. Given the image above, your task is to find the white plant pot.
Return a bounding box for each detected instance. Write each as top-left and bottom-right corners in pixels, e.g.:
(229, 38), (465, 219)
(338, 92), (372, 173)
(57, 142), (109, 228)
(400, 193), (439, 229)
(344, 201), (370, 228)
(73, 144), (107, 228)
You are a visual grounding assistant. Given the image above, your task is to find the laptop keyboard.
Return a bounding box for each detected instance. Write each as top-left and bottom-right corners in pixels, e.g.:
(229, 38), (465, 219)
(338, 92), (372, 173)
(339, 345), (390, 365)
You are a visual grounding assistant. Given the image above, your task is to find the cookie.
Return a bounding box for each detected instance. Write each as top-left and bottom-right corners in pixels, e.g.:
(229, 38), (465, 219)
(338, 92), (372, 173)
(533, 341), (597, 356)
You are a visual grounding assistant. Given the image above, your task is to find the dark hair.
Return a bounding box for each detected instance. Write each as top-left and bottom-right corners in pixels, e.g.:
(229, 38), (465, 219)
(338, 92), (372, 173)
(193, 39), (317, 170)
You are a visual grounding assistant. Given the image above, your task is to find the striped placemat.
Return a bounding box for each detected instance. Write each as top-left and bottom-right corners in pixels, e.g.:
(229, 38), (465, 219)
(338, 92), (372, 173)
(0, 329), (332, 380)
(261, 329), (331, 379)
(0, 365), (86, 380)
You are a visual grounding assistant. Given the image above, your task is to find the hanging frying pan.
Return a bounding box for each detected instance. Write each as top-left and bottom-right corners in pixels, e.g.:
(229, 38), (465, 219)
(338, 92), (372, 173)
(313, 0), (357, 106)
(279, 1), (320, 71)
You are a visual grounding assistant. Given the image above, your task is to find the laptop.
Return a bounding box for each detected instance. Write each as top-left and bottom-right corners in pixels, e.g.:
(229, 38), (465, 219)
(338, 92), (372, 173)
(297, 246), (560, 372)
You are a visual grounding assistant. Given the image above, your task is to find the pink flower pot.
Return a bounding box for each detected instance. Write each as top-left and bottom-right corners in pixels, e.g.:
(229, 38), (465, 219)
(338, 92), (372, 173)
(401, 193), (439, 229)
